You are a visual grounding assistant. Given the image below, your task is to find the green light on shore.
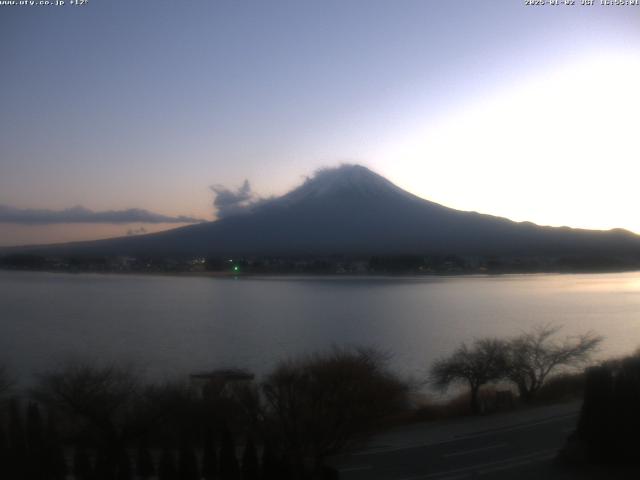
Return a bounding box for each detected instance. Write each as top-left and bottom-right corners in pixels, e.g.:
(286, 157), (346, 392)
(233, 265), (239, 272)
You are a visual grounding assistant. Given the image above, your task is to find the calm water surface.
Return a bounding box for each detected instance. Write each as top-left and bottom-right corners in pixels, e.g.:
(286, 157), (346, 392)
(2, 271), (640, 384)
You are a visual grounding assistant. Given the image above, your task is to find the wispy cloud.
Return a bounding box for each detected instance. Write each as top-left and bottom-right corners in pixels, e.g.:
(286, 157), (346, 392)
(0, 205), (205, 224)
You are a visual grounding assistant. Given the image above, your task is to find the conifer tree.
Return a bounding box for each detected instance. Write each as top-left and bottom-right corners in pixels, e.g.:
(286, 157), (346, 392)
(260, 443), (279, 480)
(26, 402), (44, 451)
(94, 447), (117, 480)
(26, 402), (45, 479)
(0, 426), (8, 480)
(44, 410), (67, 480)
(115, 448), (132, 480)
(219, 427), (239, 480)
(241, 436), (259, 480)
(73, 447), (93, 480)
(8, 399), (27, 479)
(277, 453), (293, 480)
(135, 440), (155, 480)
(201, 427), (218, 480)
(158, 447), (178, 480)
(179, 440), (199, 480)
(577, 365), (614, 462)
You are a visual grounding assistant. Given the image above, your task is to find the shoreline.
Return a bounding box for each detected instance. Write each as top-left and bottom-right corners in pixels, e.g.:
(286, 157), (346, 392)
(2, 267), (640, 280)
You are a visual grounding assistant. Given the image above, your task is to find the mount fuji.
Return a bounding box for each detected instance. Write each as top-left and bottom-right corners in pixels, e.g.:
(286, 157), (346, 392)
(7, 165), (640, 260)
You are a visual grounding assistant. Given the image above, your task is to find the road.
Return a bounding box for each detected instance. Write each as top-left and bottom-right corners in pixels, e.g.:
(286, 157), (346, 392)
(335, 403), (582, 480)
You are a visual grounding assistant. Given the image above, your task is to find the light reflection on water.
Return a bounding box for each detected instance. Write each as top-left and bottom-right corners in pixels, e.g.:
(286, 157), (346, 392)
(1, 271), (640, 386)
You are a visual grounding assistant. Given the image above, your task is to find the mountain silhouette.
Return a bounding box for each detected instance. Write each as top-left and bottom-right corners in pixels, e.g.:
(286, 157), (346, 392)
(6, 164), (640, 259)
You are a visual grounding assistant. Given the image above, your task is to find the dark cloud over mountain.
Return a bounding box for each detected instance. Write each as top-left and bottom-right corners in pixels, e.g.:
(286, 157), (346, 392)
(0, 205), (205, 224)
(210, 180), (260, 218)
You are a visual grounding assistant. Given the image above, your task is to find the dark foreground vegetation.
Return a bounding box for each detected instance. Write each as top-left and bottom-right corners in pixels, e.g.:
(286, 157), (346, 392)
(561, 351), (640, 467)
(0, 349), (409, 480)
(0, 326), (610, 479)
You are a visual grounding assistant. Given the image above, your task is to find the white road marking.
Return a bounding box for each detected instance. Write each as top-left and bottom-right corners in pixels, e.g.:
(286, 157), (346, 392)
(357, 412), (577, 456)
(443, 442), (507, 458)
(430, 474), (470, 480)
(338, 465), (372, 472)
(478, 452), (556, 475)
(396, 448), (557, 480)
(452, 413), (578, 440)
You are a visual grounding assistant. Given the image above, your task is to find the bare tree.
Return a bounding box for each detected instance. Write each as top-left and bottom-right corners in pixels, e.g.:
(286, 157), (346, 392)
(505, 324), (603, 402)
(429, 339), (508, 414)
(30, 360), (146, 458)
(262, 347), (409, 477)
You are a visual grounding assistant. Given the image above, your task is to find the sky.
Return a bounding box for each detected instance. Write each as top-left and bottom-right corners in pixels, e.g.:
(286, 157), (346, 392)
(1, 0), (639, 246)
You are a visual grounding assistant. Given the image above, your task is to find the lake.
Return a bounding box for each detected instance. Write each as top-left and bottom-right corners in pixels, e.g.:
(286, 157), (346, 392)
(2, 270), (640, 387)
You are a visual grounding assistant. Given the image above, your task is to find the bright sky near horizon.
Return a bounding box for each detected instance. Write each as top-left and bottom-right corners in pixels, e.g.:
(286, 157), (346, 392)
(1, 0), (639, 246)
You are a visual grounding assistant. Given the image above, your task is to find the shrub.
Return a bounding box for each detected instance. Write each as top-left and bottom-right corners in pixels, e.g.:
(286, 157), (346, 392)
(263, 347), (409, 475)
